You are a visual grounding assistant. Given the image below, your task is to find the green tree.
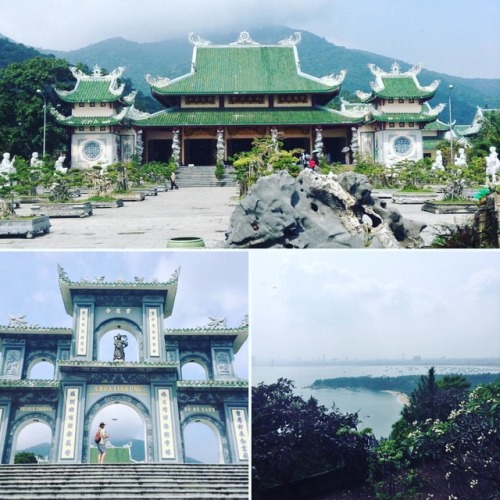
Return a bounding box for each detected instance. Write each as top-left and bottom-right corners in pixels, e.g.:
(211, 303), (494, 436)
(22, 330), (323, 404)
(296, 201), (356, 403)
(401, 367), (439, 424)
(0, 56), (74, 159)
(231, 136), (302, 196)
(252, 378), (375, 493)
(14, 452), (38, 464)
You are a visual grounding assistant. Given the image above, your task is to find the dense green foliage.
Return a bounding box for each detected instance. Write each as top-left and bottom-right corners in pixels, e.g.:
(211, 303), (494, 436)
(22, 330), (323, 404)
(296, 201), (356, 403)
(310, 372), (498, 394)
(252, 378), (375, 494)
(0, 56), (74, 158)
(14, 452), (38, 464)
(231, 135), (302, 196)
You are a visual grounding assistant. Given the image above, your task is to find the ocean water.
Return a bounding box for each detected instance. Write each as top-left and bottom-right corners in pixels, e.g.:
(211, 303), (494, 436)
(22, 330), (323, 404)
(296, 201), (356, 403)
(252, 363), (500, 439)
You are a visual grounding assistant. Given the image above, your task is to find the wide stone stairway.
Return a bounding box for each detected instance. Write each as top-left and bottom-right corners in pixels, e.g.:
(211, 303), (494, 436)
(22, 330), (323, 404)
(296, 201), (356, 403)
(176, 166), (237, 188)
(0, 463), (249, 499)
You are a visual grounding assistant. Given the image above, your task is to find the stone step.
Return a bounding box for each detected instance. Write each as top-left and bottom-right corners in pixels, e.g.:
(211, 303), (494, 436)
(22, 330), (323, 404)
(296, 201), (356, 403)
(0, 464), (249, 499)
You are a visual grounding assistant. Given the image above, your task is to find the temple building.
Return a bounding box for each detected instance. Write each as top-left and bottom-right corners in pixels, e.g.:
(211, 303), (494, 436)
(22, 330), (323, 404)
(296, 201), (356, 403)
(52, 32), (447, 169)
(0, 266), (248, 465)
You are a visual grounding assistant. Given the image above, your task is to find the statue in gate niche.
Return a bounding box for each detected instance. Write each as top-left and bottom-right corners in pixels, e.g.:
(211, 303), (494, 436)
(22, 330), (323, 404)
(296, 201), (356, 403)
(113, 333), (128, 361)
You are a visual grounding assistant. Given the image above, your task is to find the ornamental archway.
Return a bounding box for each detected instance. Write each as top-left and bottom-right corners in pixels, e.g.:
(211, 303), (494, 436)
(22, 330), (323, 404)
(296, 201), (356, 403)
(182, 414), (226, 464)
(83, 394), (152, 463)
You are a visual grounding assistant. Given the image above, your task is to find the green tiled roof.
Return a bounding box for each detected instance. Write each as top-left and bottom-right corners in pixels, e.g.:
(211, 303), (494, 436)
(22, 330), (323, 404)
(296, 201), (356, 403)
(56, 79), (124, 103)
(55, 66), (127, 103)
(0, 379), (60, 389)
(52, 114), (124, 126)
(424, 119), (450, 131)
(149, 45), (343, 95)
(372, 76), (437, 99)
(132, 106), (363, 127)
(58, 360), (178, 371)
(177, 380), (248, 389)
(371, 111), (439, 123)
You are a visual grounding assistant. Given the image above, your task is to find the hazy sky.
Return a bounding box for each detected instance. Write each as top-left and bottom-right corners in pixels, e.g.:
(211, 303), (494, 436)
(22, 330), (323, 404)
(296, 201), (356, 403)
(0, 250), (249, 376)
(0, 0), (499, 78)
(250, 250), (500, 362)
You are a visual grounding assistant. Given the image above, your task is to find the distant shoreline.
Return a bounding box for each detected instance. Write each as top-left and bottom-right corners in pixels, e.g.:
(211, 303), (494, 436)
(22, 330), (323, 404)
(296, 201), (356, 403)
(383, 390), (410, 406)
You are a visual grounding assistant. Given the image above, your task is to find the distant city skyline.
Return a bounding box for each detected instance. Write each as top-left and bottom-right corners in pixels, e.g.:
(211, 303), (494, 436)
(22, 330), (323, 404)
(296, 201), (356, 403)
(0, 0), (498, 79)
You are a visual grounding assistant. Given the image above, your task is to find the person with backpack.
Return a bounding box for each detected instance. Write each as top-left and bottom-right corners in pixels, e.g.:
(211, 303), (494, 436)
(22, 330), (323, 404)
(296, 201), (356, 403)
(94, 422), (109, 464)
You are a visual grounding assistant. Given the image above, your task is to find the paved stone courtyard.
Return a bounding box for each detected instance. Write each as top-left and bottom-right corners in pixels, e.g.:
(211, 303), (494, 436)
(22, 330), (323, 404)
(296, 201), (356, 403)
(0, 186), (473, 249)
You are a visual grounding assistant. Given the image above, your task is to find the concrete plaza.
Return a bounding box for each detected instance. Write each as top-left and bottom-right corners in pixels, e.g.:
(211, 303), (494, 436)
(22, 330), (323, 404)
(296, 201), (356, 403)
(0, 187), (474, 249)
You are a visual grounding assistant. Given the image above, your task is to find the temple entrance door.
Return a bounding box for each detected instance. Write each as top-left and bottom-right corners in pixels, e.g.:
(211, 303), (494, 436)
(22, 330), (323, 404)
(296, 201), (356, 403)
(148, 139), (172, 162)
(227, 139), (253, 159)
(282, 137), (309, 154)
(88, 402), (146, 464)
(323, 137), (347, 163)
(11, 420), (52, 464)
(183, 420), (222, 464)
(184, 139), (216, 165)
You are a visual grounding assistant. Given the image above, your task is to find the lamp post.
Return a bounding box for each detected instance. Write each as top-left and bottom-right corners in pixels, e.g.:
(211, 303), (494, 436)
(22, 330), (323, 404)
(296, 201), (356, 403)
(448, 84), (454, 166)
(36, 89), (47, 159)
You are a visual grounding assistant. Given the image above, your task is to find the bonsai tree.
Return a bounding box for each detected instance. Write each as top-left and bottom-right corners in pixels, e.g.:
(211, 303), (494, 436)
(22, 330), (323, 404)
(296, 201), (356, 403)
(0, 172), (16, 217)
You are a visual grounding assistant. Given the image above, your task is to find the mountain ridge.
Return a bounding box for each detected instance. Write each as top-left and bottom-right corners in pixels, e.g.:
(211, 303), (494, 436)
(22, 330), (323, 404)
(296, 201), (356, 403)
(2, 25), (499, 123)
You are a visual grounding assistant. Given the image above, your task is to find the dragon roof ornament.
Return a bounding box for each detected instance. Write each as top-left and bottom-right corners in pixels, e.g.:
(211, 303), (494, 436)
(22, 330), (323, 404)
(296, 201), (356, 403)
(127, 105), (151, 120)
(425, 103), (446, 116)
(145, 74), (171, 88)
(57, 264), (180, 286)
(188, 33), (212, 46)
(320, 70), (346, 87)
(206, 317), (227, 329)
(278, 32), (302, 46)
(123, 90), (137, 105)
(230, 31), (260, 46)
(70, 65), (125, 81)
(355, 90), (373, 102)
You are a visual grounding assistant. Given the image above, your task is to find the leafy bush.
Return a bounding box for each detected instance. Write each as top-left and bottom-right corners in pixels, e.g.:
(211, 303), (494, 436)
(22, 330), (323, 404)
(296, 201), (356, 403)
(14, 452), (38, 464)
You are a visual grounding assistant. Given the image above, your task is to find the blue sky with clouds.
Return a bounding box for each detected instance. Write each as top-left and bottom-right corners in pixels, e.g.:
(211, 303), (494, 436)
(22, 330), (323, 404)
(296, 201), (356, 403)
(0, 0), (498, 78)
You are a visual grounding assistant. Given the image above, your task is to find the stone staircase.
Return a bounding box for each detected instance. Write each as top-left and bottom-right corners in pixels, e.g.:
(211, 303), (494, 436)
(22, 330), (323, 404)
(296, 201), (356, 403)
(176, 166), (237, 188)
(0, 463), (249, 499)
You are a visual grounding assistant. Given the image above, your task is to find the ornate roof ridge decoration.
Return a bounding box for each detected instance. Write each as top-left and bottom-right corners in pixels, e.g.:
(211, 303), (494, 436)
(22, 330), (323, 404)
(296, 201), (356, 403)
(50, 106), (67, 121)
(355, 90), (372, 102)
(57, 264), (181, 286)
(70, 65), (126, 81)
(123, 90), (137, 105)
(425, 103), (446, 116)
(145, 74), (171, 89)
(127, 105), (151, 121)
(229, 31), (260, 46)
(339, 98), (370, 117)
(0, 379), (60, 388)
(278, 32), (302, 46)
(188, 33), (213, 46)
(177, 380), (248, 388)
(416, 79), (440, 93)
(164, 324), (248, 334)
(7, 314), (38, 329)
(58, 360), (178, 368)
(320, 70), (346, 87)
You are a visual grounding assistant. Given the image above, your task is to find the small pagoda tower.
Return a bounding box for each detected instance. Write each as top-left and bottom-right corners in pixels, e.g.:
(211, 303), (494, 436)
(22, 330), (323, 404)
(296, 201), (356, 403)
(52, 65), (143, 169)
(355, 63), (445, 165)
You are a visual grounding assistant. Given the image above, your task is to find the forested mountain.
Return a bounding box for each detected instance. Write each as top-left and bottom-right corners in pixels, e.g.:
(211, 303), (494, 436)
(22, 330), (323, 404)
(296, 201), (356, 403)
(0, 35), (51, 67)
(2, 26), (499, 123)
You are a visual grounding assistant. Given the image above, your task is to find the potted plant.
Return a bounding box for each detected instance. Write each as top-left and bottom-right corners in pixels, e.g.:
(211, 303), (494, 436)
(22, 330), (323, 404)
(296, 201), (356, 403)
(0, 171), (50, 238)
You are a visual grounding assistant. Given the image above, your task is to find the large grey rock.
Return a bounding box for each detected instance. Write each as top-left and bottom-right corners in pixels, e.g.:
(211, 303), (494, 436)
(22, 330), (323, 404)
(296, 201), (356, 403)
(224, 170), (426, 248)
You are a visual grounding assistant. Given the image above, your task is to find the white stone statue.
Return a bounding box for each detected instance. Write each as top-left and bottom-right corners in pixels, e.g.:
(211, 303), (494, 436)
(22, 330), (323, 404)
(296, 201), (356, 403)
(55, 154), (67, 174)
(0, 152), (16, 175)
(486, 146), (500, 184)
(30, 152), (43, 168)
(454, 148), (467, 168)
(432, 150), (445, 171)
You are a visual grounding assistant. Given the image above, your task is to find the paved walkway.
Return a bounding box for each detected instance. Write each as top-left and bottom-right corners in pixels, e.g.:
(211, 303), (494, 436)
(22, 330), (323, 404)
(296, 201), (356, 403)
(0, 187), (239, 249)
(0, 187), (475, 249)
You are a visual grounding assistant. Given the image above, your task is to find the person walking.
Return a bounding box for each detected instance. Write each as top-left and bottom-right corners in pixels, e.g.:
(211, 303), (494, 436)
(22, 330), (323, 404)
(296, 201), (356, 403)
(95, 422), (109, 464)
(170, 171), (179, 190)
